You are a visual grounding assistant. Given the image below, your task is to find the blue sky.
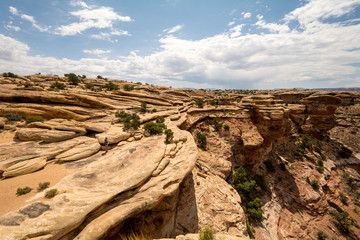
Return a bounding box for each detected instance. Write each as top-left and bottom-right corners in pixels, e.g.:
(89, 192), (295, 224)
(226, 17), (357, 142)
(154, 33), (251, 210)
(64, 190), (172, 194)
(0, 0), (360, 89)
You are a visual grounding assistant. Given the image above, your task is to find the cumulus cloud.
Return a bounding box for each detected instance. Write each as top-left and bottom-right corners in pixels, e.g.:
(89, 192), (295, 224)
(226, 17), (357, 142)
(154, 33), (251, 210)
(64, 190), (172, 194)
(243, 12), (252, 19)
(56, 4), (132, 36)
(83, 49), (111, 55)
(9, 6), (48, 32)
(2, 0), (360, 89)
(163, 24), (183, 34)
(5, 21), (20, 32)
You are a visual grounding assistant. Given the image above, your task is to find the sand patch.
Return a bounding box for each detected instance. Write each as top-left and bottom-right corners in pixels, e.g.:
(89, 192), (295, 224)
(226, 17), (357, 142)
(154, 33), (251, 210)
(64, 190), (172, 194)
(0, 162), (74, 216)
(0, 131), (15, 144)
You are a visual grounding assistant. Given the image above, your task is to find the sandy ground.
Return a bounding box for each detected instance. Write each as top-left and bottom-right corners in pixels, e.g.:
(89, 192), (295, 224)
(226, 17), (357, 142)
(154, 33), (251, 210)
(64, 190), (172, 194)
(0, 131), (15, 144)
(0, 162), (74, 216)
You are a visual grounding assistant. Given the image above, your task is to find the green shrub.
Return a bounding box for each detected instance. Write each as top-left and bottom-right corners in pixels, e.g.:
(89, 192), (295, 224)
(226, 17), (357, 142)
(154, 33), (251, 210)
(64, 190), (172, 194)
(165, 129), (174, 144)
(97, 75), (103, 79)
(156, 116), (165, 123)
(140, 102), (147, 113)
(115, 111), (140, 131)
(4, 113), (22, 121)
(316, 231), (328, 240)
(130, 118), (141, 130)
(199, 226), (215, 240)
(246, 222), (255, 239)
(232, 166), (264, 223)
(143, 122), (166, 135)
(212, 117), (223, 131)
(210, 99), (217, 106)
(316, 166), (324, 173)
(3, 72), (18, 78)
(264, 160), (275, 172)
(16, 186), (31, 196)
(195, 99), (204, 108)
(340, 192), (348, 205)
(103, 82), (119, 91)
(330, 210), (352, 235)
(49, 81), (66, 90)
(37, 182), (50, 192)
(151, 108), (157, 113)
(310, 180), (320, 191)
(196, 132), (207, 150)
(26, 116), (45, 123)
(64, 73), (79, 85)
(81, 75), (86, 79)
(123, 84), (134, 91)
(45, 189), (58, 198)
(85, 83), (94, 90)
(223, 124), (230, 131)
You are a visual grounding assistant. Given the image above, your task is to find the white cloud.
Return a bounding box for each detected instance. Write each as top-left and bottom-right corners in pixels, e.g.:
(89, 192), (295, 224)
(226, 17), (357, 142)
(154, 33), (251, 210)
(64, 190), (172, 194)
(57, 4), (132, 36)
(9, 6), (48, 32)
(5, 21), (20, 32)
(70, 0), (89, 9)
(83, 49), (111, 55)
(163, 24), (183, 34)
(243, 12), (252, 19)
(91, 30), (130, 42)
(2, 0), (360, 89)
(110, 30), (131, 36)
(228, 21), (235, 26)
(9, 6), (18, 15)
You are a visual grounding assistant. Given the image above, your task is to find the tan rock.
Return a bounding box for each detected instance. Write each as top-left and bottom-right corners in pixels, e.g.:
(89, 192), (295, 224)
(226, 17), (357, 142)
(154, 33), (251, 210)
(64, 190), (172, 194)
(96, 126), (131, 144)
(15, 128), (48, 141)
(2, 157), (47, 178)
(55, 138), (101, 162)
(40, 130), (78, 142)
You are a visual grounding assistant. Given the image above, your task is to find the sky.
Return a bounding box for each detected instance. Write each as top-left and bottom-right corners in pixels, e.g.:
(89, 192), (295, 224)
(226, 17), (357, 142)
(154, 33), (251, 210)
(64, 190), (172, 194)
(0, 0), (360, 90)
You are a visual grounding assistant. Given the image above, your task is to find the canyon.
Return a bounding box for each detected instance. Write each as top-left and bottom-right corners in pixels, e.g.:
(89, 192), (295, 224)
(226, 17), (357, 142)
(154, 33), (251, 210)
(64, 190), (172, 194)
(0, 73), (359, 240)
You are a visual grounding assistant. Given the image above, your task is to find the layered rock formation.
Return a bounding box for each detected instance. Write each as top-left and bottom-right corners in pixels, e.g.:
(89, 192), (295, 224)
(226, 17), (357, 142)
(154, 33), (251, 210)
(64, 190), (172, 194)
(0, 74), (360, 240)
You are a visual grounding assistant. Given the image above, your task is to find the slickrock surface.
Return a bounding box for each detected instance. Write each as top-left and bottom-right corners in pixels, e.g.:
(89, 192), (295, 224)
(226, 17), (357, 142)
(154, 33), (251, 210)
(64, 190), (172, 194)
(1, 74), (360, 240)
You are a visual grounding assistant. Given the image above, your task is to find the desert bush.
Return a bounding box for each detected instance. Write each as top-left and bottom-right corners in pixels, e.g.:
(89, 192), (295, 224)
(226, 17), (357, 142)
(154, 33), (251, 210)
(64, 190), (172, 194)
(264, 160), (275, 172)
(26, 116), (45, 123)
(151, 108), (157, 113)
(232, 166), (264, 222)
(45, 189), (58, 198)
(4, 113), (22, 121)
(156, 116), (165, 123)
(123, 84), (134, 91)
(195, 99), (204, 108)
(97, 75), (104, 79)
(316, 231), (328, 240)
(103, 82), (119, 91)
(49, 81), (66, 90)
(246, 222), (255, 239)
(196, 131), (207, 150)
(199, 226), (215, 240)
(330, 210), (353, 235)
(165, 129), (174, 144)
(3, 72), (18, 78)
(115, 111), (140, 131)
(212, 117), (223, 131)
(85, 83), (94, 90)
(223, 124), (230, 131)
(210, 99), (217, 106)
(64, 73), (79, 85)
(140, 102), (147, 113)
(16, 186), (31, 196)
(310, 180), (320, 191)
(340, 192), (348, 205)
(143, 122), (166, 135)
(37, 182), (50, 192)
(316, 166), (324, 173)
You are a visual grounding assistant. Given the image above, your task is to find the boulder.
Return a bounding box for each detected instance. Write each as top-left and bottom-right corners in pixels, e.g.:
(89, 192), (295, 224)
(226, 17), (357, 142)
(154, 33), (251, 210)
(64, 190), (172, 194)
(15, 128), (49, 141)
(96, 126), (131, 144)
(2, 157), (47, 178)
(40, 130), (78, 142)
(55, 138), (101, 162)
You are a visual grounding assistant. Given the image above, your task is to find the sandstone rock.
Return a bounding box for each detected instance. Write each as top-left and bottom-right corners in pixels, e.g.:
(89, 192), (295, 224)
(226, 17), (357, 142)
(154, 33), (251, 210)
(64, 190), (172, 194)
(41, 130), (78, 142)
(0, 117), (6, 128)
(2, 157), (47, 178)
(96, 126), (131, 144)
(82, 122), (110, 132)
(55, 138), (101, 162)
(15, 128), (49, 141)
